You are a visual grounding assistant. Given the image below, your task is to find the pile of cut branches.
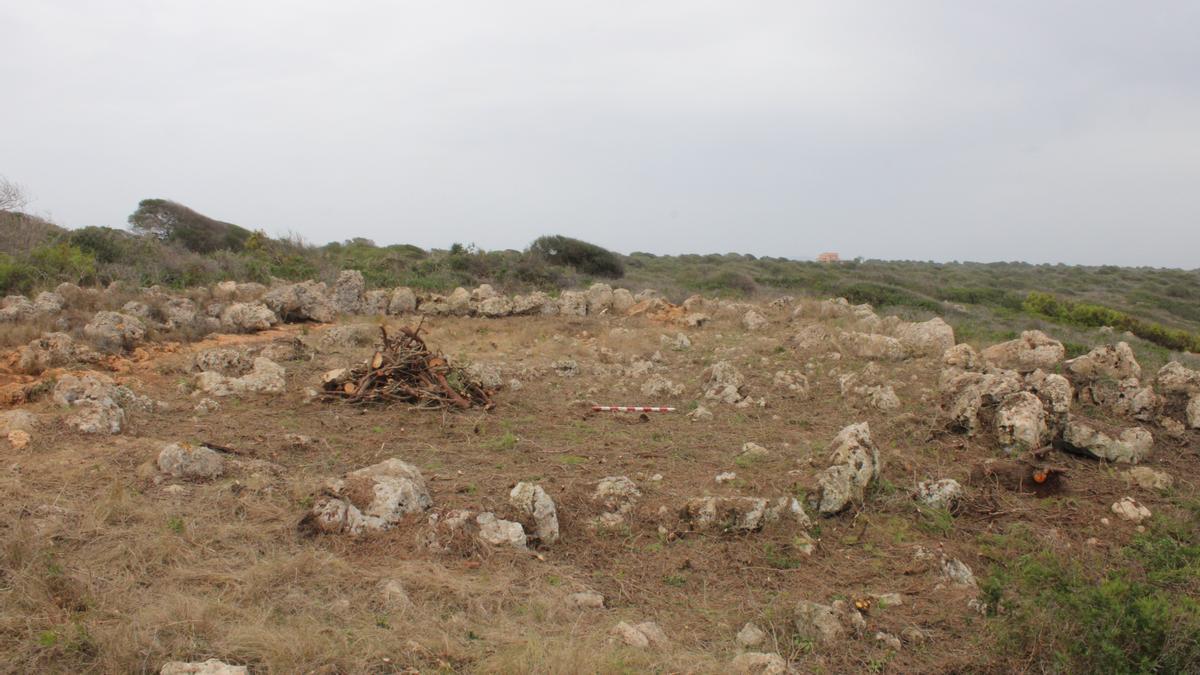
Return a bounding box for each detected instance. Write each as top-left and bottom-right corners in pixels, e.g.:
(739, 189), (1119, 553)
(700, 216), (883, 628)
(320, 322), (495, 409)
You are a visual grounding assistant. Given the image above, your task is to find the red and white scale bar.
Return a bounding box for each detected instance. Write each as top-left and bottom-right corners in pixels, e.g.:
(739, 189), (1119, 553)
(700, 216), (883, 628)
(592, 405), (676, 413)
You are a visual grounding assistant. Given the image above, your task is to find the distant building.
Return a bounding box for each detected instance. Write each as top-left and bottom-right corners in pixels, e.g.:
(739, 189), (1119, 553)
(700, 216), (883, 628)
(817, 252), (841, 263)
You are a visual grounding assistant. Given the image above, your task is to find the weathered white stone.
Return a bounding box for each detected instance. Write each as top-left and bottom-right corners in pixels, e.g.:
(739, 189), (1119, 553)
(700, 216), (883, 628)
(742, 309), (769, 331)
(994, 392), (1048, 450)
(1063, 421), (1153, 464)
(812, 423), (880, 515)
(731, 652), (788, 674)
(793, 600), (845, 645)
(1066, 342), (1141, 381)
(1111, 496), (1151, 523)
(1124, 466), (1173, 491)
(894, 318), (955, 357)
(915, 478), (963, 510)
(509, 482), (559, 544)
(160, 660), (248, 675)
(305, 458), (433, 535)
(981, 330), (1065, 372)
(157, 443), (225, 480)
(219, 303), (277, 333)
(84, 311), (146, 351)
(475, 512), (527, 548)
(195, 358), (285, 396)
(332, 270), (365, 314)
(839, 331), (906, 361)
(387, 287), (417, 314)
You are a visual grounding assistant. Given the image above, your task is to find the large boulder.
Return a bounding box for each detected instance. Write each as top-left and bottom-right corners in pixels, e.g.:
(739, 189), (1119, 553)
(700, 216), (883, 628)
(477, 295), (514, 318)
(1066, 342), (1141, 381)
(1062, 421), (1153, 464)
(361, 289), (390, 315)
(1156, 361), (1200, 396)
(53, 374), (128, 434)
(981, 330), (1065, 372)
(332, 270), (365, 314)
(838, 332), (906, 361)
(219, 303), (277, 333)
(612, 288), (636, 314)
(940, 369), (1023, 435)
(15, 332), (78, 374)
(446, 287), (471, 316)
(511, 292), (552, 316)
(387, 287), (417, 314)
(161, 297), (200, 329)
(304, 458), (433, 535)
(586, 283), (614, 314)
(0, 295), (35, 322)
(262, 281), (336, 323)
(994, 392), (1048, 450)
(942, 343), (981, 371)
(1189, 395), (1200, 429)
(33, 291), (65, 314)
(894, 318), (955, 357)
(558, 291), (588, 316)
(811, 423), (880, 515)
(84, 311), (146, 352)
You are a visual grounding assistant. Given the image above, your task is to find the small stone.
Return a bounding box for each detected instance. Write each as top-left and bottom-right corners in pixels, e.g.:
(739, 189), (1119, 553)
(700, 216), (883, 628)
(1111, 497), (1151, 523)
(160, 660), (248, 675)
(567, 591), (605, 609)
(715, 471), (737, 484)
(7, 430), (31, 450)
(1123, 466), (1173, 491)
(730, 652), (787, 674)
(377, 579), (413, 611)
(736, 622), (766, 648)
(875, 631), (902, 650)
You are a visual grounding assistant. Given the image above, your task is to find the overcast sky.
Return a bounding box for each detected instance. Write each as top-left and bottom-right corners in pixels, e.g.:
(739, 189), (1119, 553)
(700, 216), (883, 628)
(2, 2), (1198, 267)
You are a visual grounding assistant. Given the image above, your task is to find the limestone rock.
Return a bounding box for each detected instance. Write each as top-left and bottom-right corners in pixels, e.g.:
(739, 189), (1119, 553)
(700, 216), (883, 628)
(612, 288), (635, 314)
(1111, 496), (1151, 523)
(192, 348), (254, 376)
(219, 302), (277, 333)
(915, 478), (963, 510)
(15, 332), (78, 374)
(641, 374), (684, 397)
(793, 600), (845, 645)
(895, 317), (955, 357)
(567, 591), (605, 609)
(942, 343), (981, 370)
(586, 283), (614, 314)
(160, 660), (248, 675)
(994, 392), (1048, 450)
(475, 512), (527, 548)
(940, 369), (1023, 435)
(682, 496), (810, 532)
(981, 330), (1065, 372)
(558, 290), (588, 316)
(1062, 421), (1153, 464)
(731, 652), (788, 674)
(84, 311), (146, 352)
(839, 331), (906, 361)
(737, 622), (767, 648)
(157, 443), (225, 480)
(704, 361), (749, 405)
(388, 287), (417, 314)
(1123, 466), (1173, 491)
(332, 270), (365, 314)
(195, 358), (285, 396)
(1066, 342), (1141, 381)
(742, 309), (769, 331)
(262, 281), (336, 323)
(611, 621), (669, 649)
(1156, 361), (1200, 396)
(477, 295), (514, 317)
(509, 482), (559, 544)
(811, 423), (880, 515)
(304, 458), (433, 535)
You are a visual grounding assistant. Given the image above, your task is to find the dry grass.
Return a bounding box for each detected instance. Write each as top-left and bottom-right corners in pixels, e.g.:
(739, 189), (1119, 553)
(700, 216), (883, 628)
(0, 305), (1196, 673)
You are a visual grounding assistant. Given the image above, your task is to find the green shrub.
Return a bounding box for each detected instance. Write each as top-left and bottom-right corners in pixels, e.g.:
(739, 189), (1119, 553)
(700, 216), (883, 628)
(528, 235), (624, 278)
(982, 513), (1200, 672)
(128, 199), (253, 253)
(1024, 291), (1200, 353)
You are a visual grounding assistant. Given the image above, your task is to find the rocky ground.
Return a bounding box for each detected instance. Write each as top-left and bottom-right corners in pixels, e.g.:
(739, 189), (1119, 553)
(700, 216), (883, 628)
(1, 274), (1199, 673)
